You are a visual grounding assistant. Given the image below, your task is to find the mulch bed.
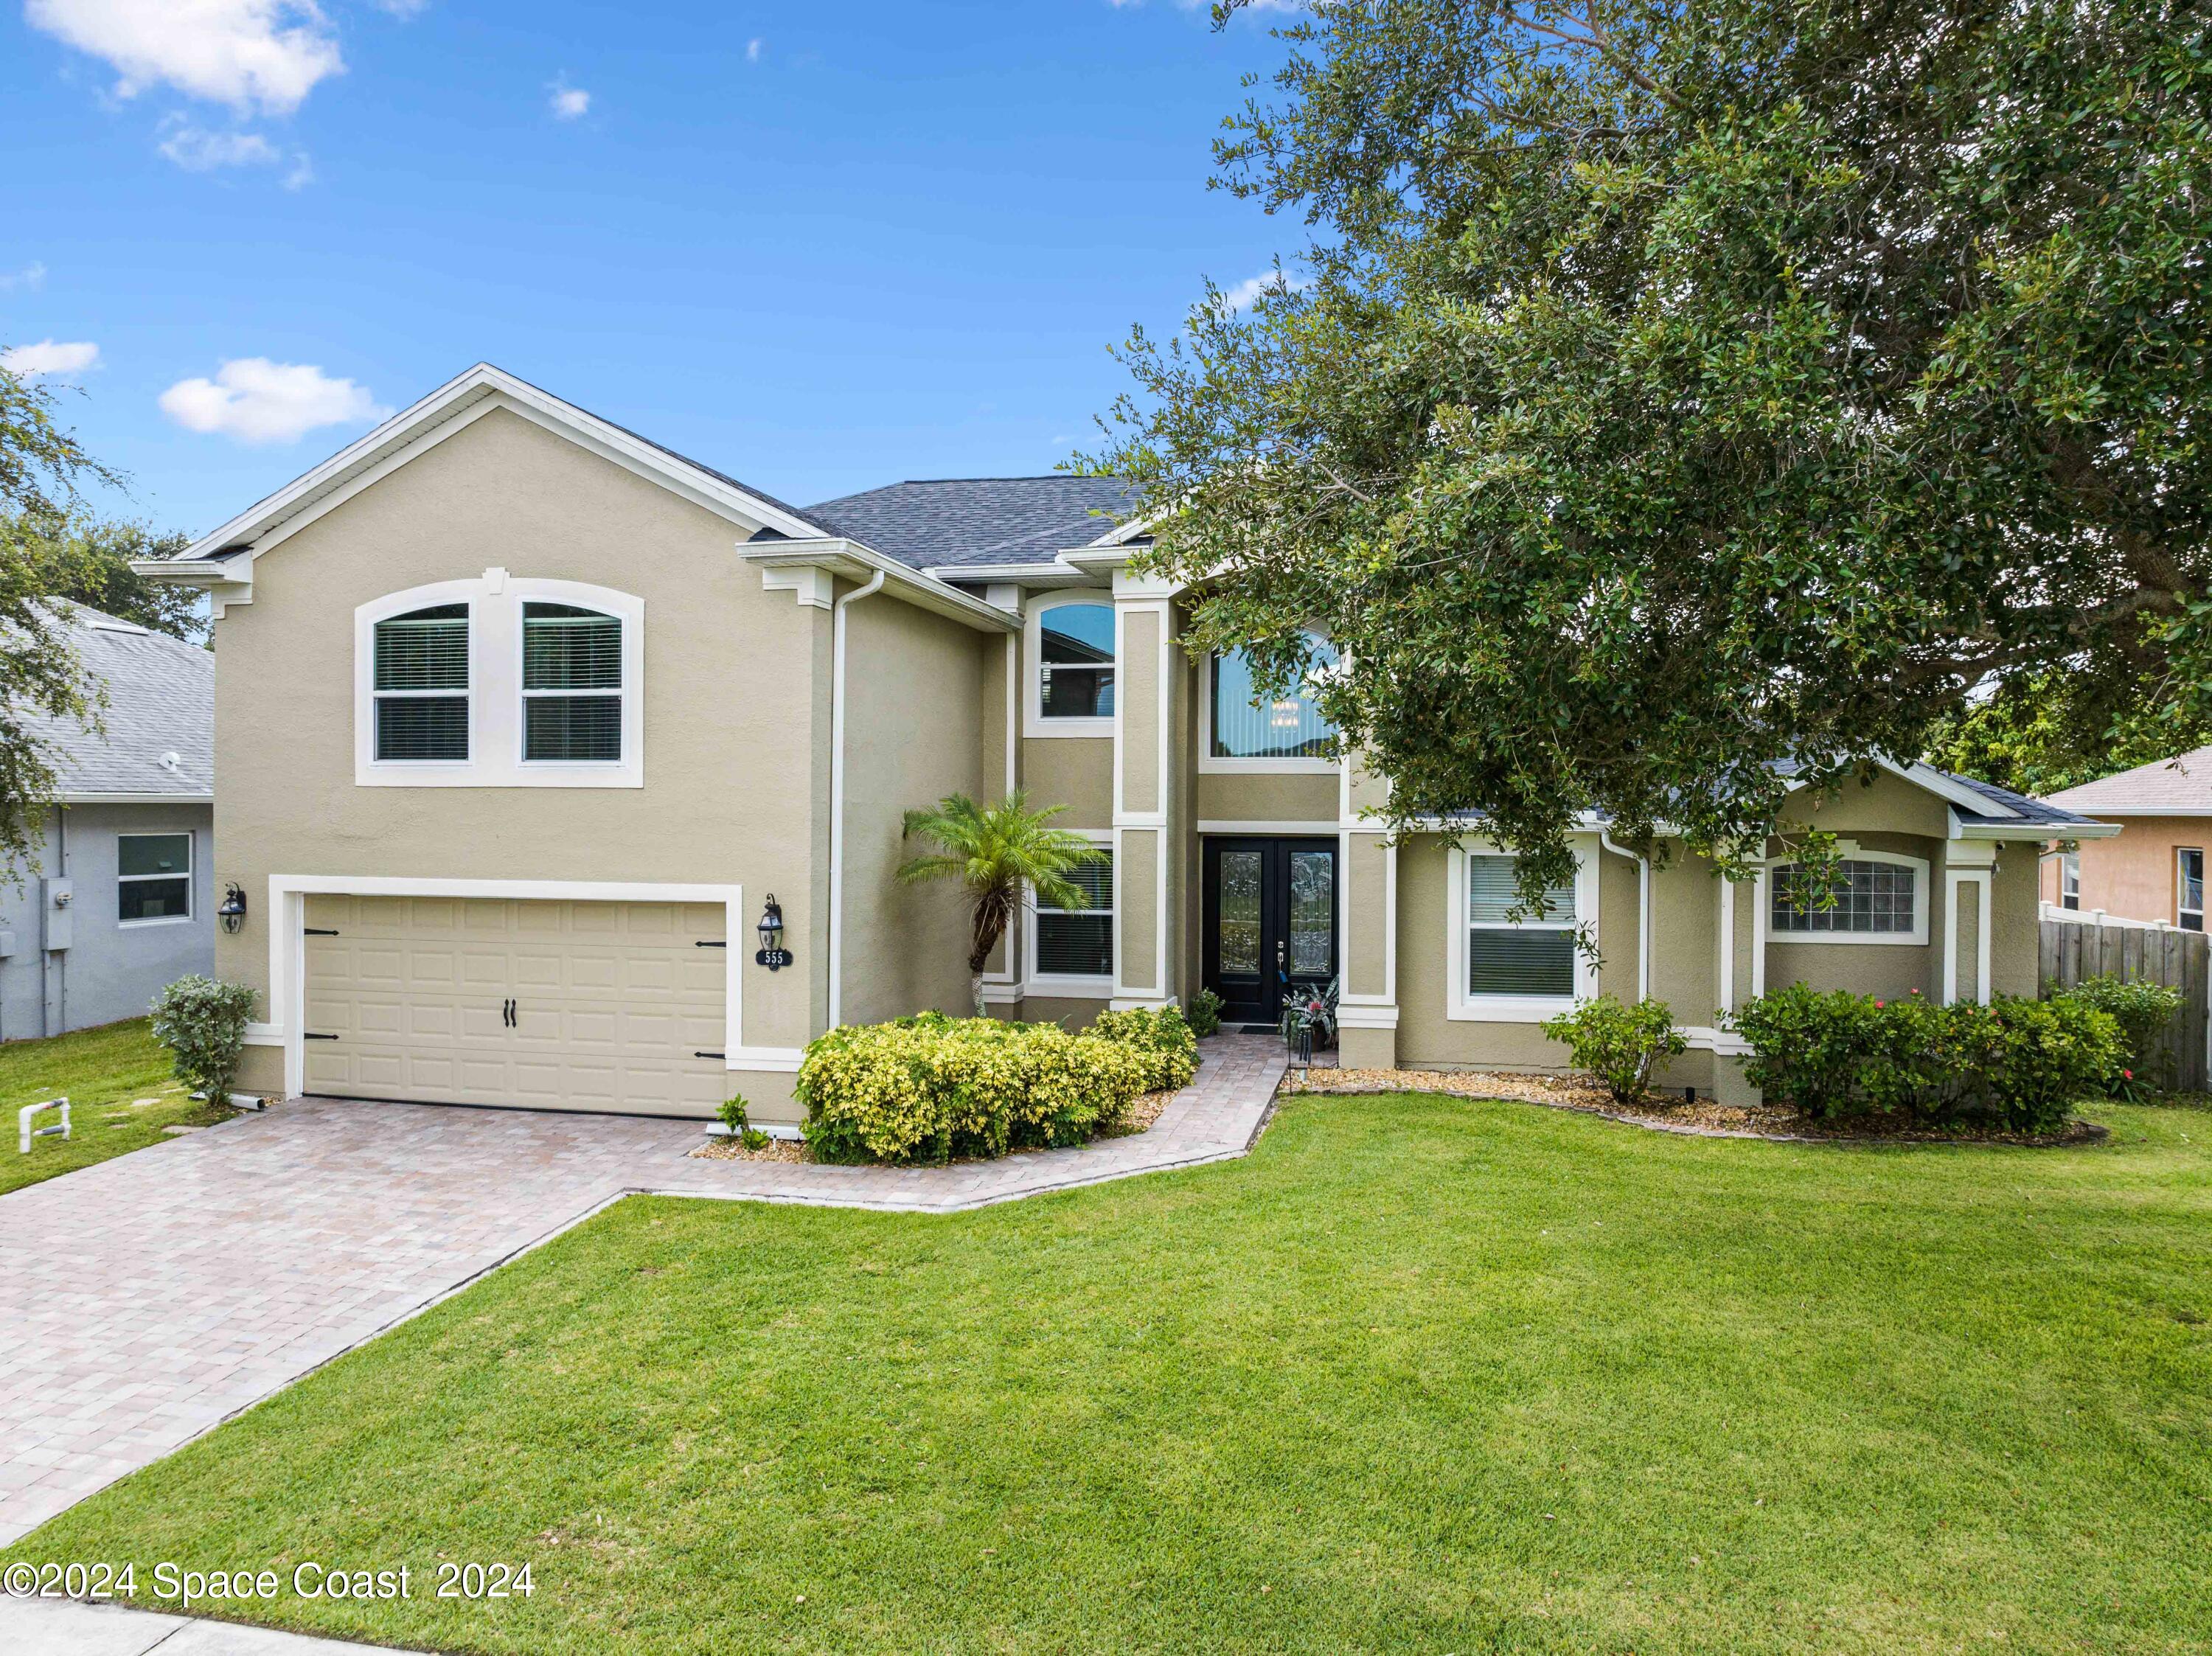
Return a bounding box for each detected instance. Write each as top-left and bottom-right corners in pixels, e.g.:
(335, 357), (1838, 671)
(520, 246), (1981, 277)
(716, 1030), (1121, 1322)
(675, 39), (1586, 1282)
(684, 1088), (1180, 1164)
(1281, 1067), (2108, 1147)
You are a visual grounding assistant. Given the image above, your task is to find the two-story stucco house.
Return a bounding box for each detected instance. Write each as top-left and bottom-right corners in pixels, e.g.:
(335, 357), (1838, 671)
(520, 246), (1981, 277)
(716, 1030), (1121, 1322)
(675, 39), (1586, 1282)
(137, 363), (2111, 1124)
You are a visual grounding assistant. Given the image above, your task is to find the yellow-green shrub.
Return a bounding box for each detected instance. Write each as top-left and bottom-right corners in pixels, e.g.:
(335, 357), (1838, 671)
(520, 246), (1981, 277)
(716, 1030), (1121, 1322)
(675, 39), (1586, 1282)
(1088, 1005), (1199, 1092)
(797, 1015), (1156, 1165)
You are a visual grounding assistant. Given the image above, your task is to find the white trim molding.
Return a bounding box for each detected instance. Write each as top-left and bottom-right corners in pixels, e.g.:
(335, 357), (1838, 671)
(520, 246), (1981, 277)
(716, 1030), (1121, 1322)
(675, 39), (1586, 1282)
(262, 875), (749, 1099)
(1026, 829), (1116, 1000)
(1943, 843), (1998, 1006)
(1445, 834), (1599, 1023)
(354, 573), (645, 790)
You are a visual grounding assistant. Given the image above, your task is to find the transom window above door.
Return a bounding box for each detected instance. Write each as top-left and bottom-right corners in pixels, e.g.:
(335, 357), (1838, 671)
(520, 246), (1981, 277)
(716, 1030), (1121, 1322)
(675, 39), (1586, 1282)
(1207, 633), (1338, 769)
(1036, 601), (1116, 725)
(355, 574), (644, 789)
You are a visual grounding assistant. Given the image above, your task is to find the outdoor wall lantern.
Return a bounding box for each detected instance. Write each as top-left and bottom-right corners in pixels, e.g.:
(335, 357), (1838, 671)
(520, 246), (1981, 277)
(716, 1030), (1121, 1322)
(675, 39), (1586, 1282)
(755, 894), (792, 970)
(218, 883), (248, 934)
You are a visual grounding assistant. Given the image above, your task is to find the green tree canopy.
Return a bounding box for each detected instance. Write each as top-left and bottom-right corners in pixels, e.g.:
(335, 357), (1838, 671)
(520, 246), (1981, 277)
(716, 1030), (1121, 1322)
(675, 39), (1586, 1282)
(6, 510), (204, 644)
(1, 363), (123, 874)
(1090, 0), (2212, 896)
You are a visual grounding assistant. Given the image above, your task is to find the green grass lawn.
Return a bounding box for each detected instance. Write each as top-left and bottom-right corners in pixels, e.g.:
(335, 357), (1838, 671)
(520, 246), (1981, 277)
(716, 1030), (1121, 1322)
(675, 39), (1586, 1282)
(0, 1018), (229, 1197)
(20, 1091), (2212, 1654)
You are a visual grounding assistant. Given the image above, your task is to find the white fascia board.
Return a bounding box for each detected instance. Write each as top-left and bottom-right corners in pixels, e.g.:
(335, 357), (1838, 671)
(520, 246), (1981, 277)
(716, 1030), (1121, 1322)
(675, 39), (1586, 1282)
(742, 540), (1017, 634)
(1953, 816), (2123, 841)
(161, 363), (831, 566)
(58, 790), (214, 804)
(926, 562), (1103, 590)
(1879, 759), (2023, 818)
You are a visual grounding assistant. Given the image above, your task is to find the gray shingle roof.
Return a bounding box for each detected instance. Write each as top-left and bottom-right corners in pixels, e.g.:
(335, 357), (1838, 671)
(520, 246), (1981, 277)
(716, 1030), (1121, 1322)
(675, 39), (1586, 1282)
(2042, 746), (2212, 815)
(1947, 771), (2094, 827)
(803, 476), (1142, 572)
(14, 607), (214, 799)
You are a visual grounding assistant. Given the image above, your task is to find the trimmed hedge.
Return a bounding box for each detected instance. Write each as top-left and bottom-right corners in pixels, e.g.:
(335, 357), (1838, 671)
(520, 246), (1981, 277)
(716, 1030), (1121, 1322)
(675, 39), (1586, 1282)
(1541, 995), (1687, 1105)
(796, 1008), (1196, 1166)
(1728, 985), (2119, 1134)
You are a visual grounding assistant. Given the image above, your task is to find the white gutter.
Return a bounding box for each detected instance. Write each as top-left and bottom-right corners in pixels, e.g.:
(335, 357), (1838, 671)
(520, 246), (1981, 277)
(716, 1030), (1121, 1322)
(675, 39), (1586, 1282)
(826, 567), (886, 1029)
(1597, 829), (1652, 1002)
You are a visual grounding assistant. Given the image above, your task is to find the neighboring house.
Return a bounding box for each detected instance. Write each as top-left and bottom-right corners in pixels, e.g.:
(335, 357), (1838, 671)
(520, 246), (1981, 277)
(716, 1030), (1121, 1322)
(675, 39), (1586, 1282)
(136, 363), (2114, 1119)
(2039, 747), (2212, 930)
(0, 606), (215, 1041)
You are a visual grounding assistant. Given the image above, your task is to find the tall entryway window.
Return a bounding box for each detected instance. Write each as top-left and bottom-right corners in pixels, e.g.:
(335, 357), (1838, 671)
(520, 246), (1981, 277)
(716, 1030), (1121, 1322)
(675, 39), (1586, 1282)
(1202, 837), (1338, 1028)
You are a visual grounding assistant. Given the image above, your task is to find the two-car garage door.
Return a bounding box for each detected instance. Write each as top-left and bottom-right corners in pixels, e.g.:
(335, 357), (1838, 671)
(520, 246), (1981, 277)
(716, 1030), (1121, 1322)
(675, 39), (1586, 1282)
(300, 894), (729, 1115)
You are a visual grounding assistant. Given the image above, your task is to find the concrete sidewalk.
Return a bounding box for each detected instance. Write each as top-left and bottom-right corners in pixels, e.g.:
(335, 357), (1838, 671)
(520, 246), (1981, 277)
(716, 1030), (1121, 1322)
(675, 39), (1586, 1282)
(0, 1592), (428, 1653)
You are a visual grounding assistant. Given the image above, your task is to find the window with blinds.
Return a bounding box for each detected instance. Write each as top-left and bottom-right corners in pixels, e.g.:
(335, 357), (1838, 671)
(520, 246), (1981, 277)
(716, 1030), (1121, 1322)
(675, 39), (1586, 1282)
(1211, 635), (1338, 759)
(373, 604), (470, 761)
(1466, 853), (1576, 996)
(1037, 855), (1113, 977)
(523, 602), (623, 762)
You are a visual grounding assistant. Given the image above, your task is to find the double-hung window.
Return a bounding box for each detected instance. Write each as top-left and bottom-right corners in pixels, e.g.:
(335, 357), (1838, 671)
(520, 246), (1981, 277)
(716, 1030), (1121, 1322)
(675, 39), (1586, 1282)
(1037, 603), (1116, 721)
(1464, 853), (1577, 998)
(522, 602), (624, 762)
(2061, 851), (2081, 911)
(117, 832), (192, 923)
(1035, 853), (1113, 979)
(2180, 849), (2205, 932)
(372, 603), (470, 761)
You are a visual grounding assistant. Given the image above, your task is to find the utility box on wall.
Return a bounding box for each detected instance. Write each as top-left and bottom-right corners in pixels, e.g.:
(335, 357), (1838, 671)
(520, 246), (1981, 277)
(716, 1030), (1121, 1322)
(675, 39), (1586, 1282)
(41, 877), (73, 952)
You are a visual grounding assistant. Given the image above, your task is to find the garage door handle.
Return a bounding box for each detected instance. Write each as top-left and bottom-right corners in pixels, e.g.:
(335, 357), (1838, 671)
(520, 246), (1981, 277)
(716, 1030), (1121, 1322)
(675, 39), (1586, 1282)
(503, 998), (516, 1027)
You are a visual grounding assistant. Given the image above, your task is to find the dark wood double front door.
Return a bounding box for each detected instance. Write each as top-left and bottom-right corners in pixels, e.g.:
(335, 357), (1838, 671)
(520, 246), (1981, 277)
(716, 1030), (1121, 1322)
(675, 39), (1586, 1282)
(1202, 837), (1338, 1029)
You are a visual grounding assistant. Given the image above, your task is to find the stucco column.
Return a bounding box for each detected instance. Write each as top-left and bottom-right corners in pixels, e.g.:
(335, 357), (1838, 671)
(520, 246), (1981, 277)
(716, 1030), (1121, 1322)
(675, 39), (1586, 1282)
(1943, 841), (1997, 1004)
(1336, 748), (1398, 1068)
(1110, 571), (1174, 1009)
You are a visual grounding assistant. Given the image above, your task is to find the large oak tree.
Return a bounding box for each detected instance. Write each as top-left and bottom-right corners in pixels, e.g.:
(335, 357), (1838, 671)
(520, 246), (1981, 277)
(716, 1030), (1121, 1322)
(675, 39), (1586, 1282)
(1091, 0), (2212, 895)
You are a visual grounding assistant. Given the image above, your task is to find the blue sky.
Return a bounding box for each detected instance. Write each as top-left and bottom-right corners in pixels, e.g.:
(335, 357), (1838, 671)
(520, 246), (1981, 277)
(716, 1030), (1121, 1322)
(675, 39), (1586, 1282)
(1, 1), (1298, 539)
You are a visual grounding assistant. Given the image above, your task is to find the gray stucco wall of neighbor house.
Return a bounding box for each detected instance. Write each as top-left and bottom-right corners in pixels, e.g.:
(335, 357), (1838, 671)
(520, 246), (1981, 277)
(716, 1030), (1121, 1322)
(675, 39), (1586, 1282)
(0, 803), (215, 1042)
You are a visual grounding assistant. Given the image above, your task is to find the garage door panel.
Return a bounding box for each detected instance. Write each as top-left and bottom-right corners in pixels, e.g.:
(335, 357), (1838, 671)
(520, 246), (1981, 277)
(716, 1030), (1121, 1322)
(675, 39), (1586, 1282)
(302, 896), (728, 1115)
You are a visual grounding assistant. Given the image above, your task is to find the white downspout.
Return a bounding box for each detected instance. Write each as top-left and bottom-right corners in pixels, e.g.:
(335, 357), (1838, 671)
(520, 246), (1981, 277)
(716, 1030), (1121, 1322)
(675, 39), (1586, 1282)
(1598, 829), (1651, 1003)
(826, 567), (886, 1029)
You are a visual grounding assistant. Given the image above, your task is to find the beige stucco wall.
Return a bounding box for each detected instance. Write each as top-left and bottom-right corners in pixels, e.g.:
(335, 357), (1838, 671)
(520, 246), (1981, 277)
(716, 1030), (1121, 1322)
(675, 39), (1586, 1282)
(836, 592), (990, 1027)
(212, 406), (828, 1111)
(1194, 771), (1338, 825)
(1023, 736), (1112, 830)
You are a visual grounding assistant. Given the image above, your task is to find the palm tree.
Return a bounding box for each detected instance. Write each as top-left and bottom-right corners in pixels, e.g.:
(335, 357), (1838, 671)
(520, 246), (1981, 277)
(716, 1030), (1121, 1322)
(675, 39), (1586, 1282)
(897, 790), (1106, 1017)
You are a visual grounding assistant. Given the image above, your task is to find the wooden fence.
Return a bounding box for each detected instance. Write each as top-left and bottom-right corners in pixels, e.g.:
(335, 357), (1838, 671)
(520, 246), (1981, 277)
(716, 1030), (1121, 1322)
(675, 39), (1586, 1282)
(2039, 908), (2211, 1091)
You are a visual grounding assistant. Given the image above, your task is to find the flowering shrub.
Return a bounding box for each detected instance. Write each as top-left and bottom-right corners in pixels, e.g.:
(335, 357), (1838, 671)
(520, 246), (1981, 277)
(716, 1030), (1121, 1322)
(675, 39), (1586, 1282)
(797, 1016), (1155, 1165)
(1728, 986), (2120, 1133)
(1089, 1006), (1200, 1092)
(149, 975), (260, 1104)
(2059, 975), (2183, 1089)
(1540, 995), (1688, 1105)
(1186, 987), (1224, 1039)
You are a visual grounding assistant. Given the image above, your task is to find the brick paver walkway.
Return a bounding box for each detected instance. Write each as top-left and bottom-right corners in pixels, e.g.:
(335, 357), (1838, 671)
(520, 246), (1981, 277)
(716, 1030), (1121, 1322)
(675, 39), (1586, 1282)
(0, 1035), (1283, 1548)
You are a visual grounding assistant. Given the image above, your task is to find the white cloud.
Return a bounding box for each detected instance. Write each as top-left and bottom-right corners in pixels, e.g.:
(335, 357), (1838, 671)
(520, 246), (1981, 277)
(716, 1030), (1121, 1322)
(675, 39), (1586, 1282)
(24, 0), (344, 116)
(1216, 270), (1312, 313)
(0, 261), (47, 293)
(548, 78), (590, 119)
(282, 151), (315, 189)
(745, 37), (763, 62)
(2, 340), (102, 378)
(159, 358), (390, 444)
(157, 119), (281, 170)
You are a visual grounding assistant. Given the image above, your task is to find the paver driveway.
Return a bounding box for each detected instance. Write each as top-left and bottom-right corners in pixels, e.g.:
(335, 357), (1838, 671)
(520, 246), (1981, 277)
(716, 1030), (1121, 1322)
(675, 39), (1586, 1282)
(0, 1035), (1283, 1546)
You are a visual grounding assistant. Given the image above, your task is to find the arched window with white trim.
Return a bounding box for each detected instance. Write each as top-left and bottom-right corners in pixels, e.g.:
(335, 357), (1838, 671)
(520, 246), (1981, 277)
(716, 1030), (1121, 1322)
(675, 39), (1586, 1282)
(372, 603), (471, 762)
(1767, 852), (1929, 944)
(522, 601), (624, 762)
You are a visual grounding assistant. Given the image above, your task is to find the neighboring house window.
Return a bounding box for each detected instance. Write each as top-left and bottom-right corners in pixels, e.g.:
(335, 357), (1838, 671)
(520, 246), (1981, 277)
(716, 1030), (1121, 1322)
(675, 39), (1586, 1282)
(1035, 855), (1113, 978)
(1768, 855), (1927, 943)
(522, 602), (623, 762)
(117, 833), (192, 923)
(1465, 854), (1576, 998)
(1210, 634), (1338, 761)
(372, 603), (470, 762)
(2180, 849), (2205, 932)
(2062, 851), (2081, 911)
(1038, 603), (1116, 720)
